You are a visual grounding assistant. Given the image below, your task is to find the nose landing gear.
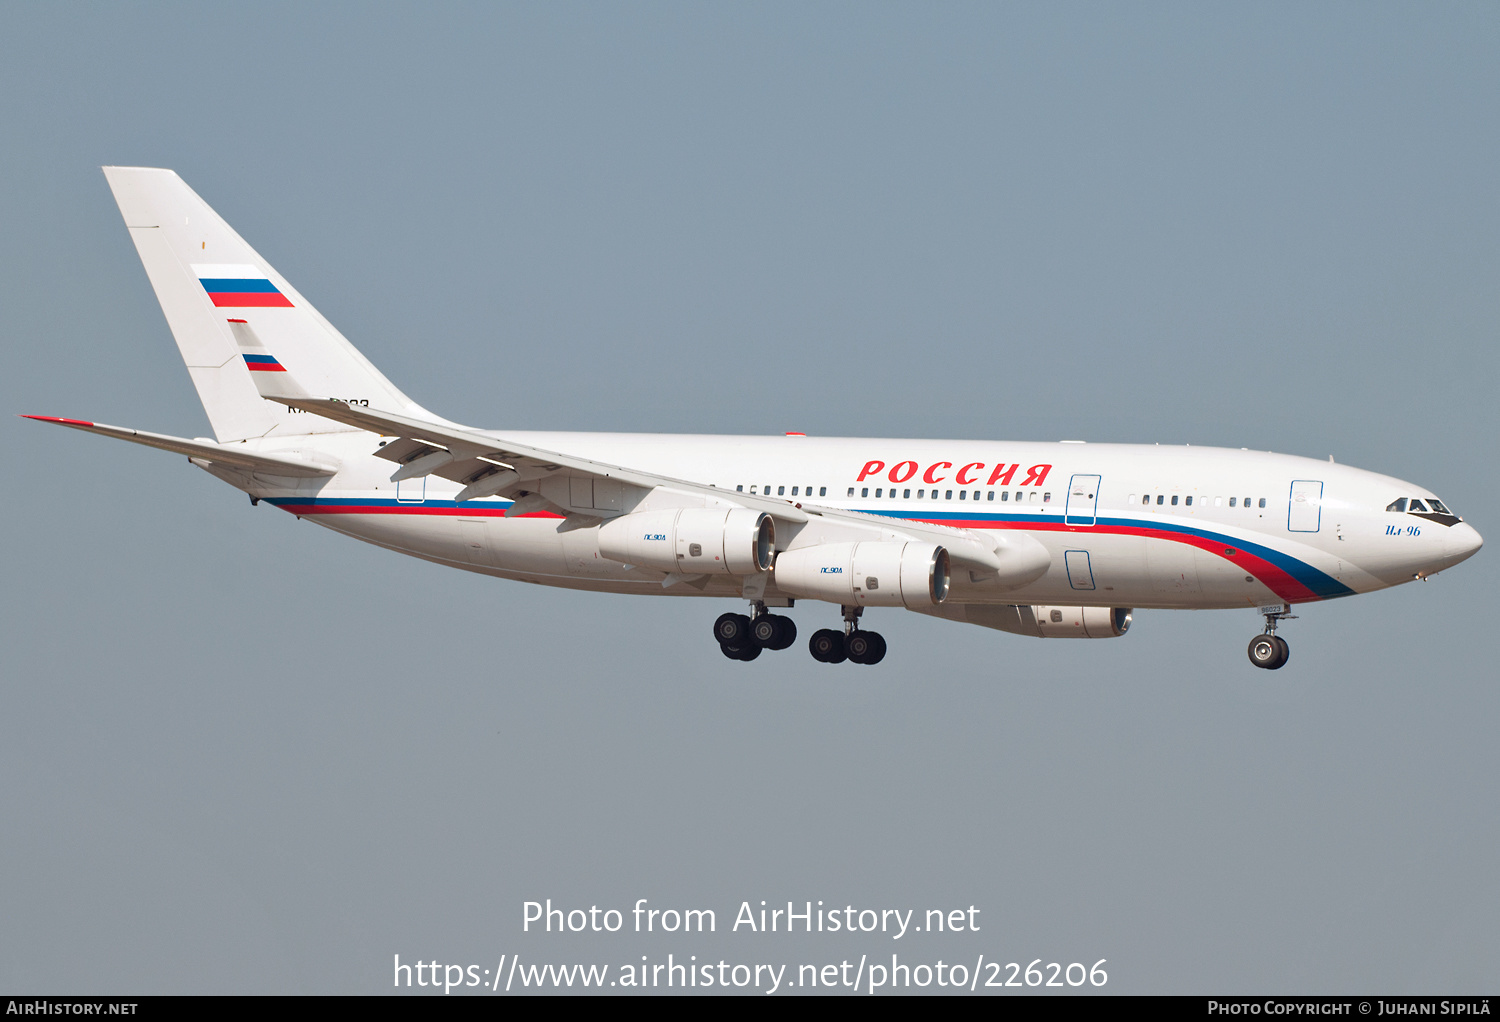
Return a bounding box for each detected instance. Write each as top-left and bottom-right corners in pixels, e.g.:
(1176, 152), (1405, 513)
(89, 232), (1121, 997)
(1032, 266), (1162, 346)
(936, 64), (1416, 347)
(1248, 604), (1296, 670)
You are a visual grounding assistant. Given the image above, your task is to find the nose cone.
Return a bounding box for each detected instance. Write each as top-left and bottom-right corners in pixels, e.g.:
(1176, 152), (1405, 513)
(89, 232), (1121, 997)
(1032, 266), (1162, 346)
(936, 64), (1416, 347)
(1444, 522), (1484, 568)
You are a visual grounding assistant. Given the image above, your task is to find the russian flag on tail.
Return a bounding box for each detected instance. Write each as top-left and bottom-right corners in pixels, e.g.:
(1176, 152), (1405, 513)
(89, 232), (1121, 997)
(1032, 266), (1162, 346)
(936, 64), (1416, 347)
(241, 353), (287, 372)
(192, 263), (293, 307)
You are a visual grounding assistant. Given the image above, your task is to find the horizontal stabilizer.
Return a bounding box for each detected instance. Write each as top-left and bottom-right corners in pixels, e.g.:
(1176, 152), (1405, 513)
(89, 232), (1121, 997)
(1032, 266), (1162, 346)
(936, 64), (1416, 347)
(20, 415), (339, 478)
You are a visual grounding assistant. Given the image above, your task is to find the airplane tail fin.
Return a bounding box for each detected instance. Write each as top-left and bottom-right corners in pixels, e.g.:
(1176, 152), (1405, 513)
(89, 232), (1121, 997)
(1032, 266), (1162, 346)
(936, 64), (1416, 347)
(103, 166), (432, 442)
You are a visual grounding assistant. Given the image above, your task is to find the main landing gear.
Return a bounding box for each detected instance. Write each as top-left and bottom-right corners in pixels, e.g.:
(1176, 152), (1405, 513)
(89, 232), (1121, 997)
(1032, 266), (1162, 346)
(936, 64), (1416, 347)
(713, 604), (887, 665)
(809, 606), (886, 666)
(714, 605), (796, 661)
(1247, 604), (1296, 670)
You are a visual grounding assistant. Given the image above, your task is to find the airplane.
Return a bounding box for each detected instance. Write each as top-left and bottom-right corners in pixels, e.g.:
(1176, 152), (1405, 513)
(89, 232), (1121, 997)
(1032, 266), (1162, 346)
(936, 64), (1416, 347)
(24, 167), (1484, 670)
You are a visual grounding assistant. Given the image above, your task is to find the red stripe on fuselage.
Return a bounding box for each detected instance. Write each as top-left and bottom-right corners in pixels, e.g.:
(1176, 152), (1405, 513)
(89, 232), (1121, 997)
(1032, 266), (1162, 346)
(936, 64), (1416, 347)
(272, 504), (1321, 603)
(909, 516), (1322, 603)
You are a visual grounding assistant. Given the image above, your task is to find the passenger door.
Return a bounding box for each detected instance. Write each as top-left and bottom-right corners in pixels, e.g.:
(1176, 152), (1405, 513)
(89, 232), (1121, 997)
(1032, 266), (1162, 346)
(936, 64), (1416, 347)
(1288, 480), (1323, 533)
(1065, 474), (1101, 526)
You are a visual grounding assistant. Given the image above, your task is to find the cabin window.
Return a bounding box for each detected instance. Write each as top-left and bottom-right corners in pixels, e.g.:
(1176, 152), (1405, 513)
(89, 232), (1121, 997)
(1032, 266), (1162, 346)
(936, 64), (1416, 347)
(1014, 491), (1022, 502)
(987, 491), (994, 501)
(959, 490), (966, 500)
(1408, 498), (1428, 512)
(1258, 498), (1266, 508)
(875, 488), (883, 497)
(791, 486), (799, 496)
(1157, 495), (1165, 505)
(861, 487), (869, 498)
(1029, 492), (1039, 503)
(736, 485), (743, 492)
(819, 487), (826, 497)
(1171, 495), (1179, 506)
(1185, 496), (1193, 506)
(1043, 492), (1051, 502)
(846, 487), (854, 497)
(1229, 497), (1236, 507)
(945, 490), (953, 500)
(1243, 497), (1251, 507)
(1215, 496), (1223, 507)
(775, 485), (783, 495)
(1001, 491), (1009, 502)
(903, 489), (911, 498)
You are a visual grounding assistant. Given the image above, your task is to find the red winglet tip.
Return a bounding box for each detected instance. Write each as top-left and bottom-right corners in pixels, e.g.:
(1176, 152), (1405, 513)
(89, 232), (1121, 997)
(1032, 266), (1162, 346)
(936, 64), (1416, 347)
(21, 415), (95, 427)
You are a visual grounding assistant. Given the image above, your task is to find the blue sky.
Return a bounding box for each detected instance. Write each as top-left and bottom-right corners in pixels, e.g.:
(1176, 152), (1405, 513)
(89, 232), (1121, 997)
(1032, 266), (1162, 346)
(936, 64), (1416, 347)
(3, 3), (1496, 993)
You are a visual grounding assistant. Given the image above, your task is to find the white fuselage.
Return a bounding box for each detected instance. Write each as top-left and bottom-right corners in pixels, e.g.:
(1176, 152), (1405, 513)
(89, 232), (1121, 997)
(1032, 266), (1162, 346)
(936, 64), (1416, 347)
(231, 431), (1480, 612)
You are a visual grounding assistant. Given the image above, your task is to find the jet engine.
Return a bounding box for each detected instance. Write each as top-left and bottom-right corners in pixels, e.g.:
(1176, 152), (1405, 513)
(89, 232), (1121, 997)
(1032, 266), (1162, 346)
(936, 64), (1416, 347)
(597, 507), (774, 575)
(773, 541), (950, 607)
(1032, 606), (1132, 638)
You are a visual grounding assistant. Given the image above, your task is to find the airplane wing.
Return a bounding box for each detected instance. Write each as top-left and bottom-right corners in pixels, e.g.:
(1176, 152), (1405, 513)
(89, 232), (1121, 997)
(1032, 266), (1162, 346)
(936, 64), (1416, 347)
(274, 392), (811, 518)
(274, 394), (1028, 575)
(20, 415), (338, 477)
(233, 329), (1026, 576)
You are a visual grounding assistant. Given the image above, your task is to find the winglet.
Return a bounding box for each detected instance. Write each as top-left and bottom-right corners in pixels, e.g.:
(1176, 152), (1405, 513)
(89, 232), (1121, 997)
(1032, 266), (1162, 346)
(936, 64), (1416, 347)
(20, 414), (97, 428)
(226, 319), (311, 401)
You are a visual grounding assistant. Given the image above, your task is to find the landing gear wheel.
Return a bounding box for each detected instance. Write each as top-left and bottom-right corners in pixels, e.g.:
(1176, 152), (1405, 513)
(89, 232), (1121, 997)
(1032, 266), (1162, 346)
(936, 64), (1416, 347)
(714, 612), (751, 647)
(750, 614), (796, 649)
(846, 630), (886, 665)
(750, 615), (777, 647)
(1248, 633), (1288, 670)
(809, 628), (847, 663)
(720, 641), (761, 661)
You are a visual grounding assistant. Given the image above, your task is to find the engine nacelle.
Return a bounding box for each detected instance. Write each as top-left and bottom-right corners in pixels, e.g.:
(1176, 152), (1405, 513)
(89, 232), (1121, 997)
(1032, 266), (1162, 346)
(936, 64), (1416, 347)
(773, 541), (950, 607)
(597, 507), (774, 575)
(1032, 606), (1132, 638)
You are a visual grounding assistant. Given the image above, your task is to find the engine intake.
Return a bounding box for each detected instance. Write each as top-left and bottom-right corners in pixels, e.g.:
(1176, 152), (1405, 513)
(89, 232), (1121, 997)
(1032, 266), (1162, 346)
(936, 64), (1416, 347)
(773, 541), (950, 607)
(597, 507), (773, 575)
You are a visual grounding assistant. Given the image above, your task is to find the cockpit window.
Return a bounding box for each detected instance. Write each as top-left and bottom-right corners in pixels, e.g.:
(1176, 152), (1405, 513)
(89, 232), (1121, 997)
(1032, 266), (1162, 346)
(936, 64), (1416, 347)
(1408, 499), (1428, 513)
(1385, 498), (1407, 512)
(1428, 498), (1452, 515)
